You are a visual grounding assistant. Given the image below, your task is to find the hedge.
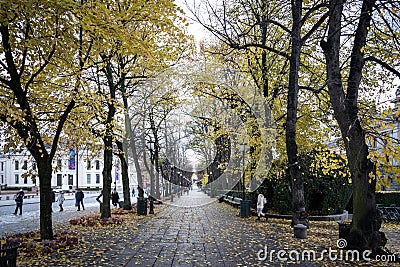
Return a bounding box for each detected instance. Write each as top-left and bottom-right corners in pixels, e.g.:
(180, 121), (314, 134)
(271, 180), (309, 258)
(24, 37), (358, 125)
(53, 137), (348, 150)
(375, 191), (400, 206)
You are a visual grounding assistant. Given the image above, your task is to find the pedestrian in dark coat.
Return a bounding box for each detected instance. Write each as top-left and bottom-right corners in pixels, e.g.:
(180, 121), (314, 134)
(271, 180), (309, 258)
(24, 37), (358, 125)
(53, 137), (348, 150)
(111, 189), (120, 208)
(14, 189), (25, 215)
(75, 189), (85, 211)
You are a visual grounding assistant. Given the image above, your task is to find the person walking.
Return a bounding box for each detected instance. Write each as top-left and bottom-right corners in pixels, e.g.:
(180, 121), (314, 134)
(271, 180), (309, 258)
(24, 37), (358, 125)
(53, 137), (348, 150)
(13, 189), (25, 215)
(131, 187), (135, 197)
(111, 189), (120, 208)
(256, 190), (267, 221)
(57, 192), (65, 211)
(75, 189), (85, 211)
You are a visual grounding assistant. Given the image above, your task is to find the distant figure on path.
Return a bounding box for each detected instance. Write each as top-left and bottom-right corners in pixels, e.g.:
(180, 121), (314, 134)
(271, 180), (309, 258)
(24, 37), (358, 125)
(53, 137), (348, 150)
(57, 192), (65, 212)
(256, 191), (267, 221)
(13, 189), (24, 215)
(132, 187), (135, 197)
(111, 189), (120, 208)
(75, 189), (85, 211)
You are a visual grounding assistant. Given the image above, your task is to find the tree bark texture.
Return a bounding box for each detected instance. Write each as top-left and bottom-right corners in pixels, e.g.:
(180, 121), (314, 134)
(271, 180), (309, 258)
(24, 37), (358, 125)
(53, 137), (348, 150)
(116, 140), (132, 210)
(101, 135), (113, 218)
(321, 0), (384, 252)
(101, 62), (117, 218)
(286, 0), (307, 226)
(36, 157), (54, 240)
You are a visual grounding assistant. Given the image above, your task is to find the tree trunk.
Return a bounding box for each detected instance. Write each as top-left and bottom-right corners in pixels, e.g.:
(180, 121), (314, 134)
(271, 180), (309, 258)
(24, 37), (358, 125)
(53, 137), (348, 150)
(286, 0), (307, 226)
(120, 78), (135, 206)
(116, 140), (132, 210)
(129, 134), (144, 198)
(149, 153), (155, 197)
(347, 122), (379, 250)
(142, 133), (152, 195)
(36, 157), (54, 240)
(154, 134), (161, 199)
(100, 62), (116, 218)
(321, 0), (384, 252)
(101, 135), (113, 218)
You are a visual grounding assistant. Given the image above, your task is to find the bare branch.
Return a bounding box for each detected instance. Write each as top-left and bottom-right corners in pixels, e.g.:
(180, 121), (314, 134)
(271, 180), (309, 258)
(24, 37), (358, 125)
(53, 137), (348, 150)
(365, 56), (400, 78)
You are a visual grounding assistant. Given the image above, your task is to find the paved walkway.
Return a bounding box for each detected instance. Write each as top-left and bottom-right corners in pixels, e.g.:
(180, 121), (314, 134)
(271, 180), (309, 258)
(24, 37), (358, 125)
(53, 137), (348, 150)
(16, 189), (321, 267)
(0, 192), (101, 237)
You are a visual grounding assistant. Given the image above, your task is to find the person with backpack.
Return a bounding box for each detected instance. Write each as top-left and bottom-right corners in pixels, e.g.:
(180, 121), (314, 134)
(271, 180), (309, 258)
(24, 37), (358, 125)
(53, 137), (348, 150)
(13, 189), (25, 215)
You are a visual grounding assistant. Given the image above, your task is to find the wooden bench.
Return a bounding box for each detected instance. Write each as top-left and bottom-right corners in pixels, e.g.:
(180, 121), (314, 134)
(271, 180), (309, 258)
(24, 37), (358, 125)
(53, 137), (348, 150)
(220, 194), (241, 208)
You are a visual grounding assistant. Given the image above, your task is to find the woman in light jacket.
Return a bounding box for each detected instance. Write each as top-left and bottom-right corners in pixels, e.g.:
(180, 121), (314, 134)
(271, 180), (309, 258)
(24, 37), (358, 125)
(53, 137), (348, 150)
(256, 191), (267, 221)
(57, 192), (65, 212)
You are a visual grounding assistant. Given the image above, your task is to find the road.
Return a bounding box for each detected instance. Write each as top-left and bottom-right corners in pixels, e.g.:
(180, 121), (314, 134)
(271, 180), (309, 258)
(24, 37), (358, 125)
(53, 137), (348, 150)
(0, 191), (135, 238)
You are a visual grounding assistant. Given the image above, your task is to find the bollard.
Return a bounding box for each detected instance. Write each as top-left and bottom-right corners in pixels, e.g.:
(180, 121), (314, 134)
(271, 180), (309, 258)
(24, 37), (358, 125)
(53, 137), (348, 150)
(294, 224), (307, 239)
(137, 197), (147, 215)
(240, 200), (251, 218)
(0, 242), (21, 267)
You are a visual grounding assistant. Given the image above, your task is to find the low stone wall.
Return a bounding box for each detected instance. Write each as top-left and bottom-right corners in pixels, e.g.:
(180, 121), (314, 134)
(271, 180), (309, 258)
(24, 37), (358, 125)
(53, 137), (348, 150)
(266, 210), (349, 221)
(220, 194), (350, 221)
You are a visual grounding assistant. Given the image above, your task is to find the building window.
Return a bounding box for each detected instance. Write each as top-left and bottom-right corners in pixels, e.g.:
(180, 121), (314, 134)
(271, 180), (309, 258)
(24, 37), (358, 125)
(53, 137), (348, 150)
(57, 174), (62, 186)
(0, 162), (4, 171)
(95, 160), (100, 170)
(57, 159), (62, 169)
(15, 161), (19, 171)
(87, 160), (91, 170)
(15, 174), (19, 184)
(22, 160), (28, 170)
(1, 174), (4, 184)
(32, 161), (36, 170)
(96, 174), (100, 183)
(68, 174), (73, 185)
(87, 174), (91, 184)
(24, 176), (28, 184)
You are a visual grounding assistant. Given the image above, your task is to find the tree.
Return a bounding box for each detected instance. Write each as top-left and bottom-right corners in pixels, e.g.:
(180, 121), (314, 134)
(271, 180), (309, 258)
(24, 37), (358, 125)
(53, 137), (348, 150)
(0, 0), (93, 240)
(187, 0), (331, 224)
(75, 0), (191, 216)
(321, 0), (400, 252)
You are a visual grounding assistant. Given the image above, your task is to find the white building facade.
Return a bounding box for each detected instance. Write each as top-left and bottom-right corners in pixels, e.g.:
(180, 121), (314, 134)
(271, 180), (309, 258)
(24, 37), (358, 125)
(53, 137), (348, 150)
(0, 148), (137, 191)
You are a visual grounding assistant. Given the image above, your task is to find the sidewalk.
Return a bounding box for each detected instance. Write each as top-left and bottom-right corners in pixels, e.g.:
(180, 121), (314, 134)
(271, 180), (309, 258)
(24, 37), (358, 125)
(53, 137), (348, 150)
(16, 189), (321, 267)
(0, 191), (99, 207)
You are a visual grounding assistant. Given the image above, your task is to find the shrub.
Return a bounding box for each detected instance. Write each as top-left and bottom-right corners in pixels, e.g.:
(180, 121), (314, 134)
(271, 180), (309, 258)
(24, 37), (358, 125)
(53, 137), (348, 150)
(3, 230), (79, 256)
(375, 191), (400, 206)
(243, 149), (352, 215)
(69, 215), (124, 227)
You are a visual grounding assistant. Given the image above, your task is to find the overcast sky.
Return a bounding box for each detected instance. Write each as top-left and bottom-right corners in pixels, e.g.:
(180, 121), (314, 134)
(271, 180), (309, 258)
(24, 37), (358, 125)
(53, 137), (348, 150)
(175, 0), (210, 42)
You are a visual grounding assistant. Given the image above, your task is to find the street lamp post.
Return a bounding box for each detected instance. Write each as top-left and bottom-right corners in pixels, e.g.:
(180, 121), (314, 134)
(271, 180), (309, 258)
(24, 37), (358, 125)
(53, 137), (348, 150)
(170, 165), (174, 202)
(209, 171), (213, 197)
(180, 173), (183, 196)
(239, 143), (250, 218)
(240, 143), (246, 200)
(177, 171), (181, 197)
